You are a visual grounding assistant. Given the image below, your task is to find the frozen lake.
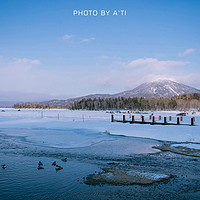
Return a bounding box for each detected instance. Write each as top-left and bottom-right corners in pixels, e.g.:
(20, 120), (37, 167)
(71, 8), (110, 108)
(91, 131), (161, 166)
(1, 109), (200, 199)
(0, 109), (200, 146)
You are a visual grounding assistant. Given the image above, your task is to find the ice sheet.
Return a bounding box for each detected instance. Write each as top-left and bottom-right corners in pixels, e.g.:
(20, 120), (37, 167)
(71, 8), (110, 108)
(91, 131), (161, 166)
(0, 109), (199, 145)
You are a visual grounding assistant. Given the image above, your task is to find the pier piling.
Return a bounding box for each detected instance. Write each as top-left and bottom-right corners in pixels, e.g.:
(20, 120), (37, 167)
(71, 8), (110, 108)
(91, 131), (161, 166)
(177, 117), (180, 125)
(164, 117), (167, 124)
(132, 115), (135, 123)
(152, 116), (155, 124)
(123, 115), (126, 123)
(142, 115), (144, 123)
(191, 117), (194, 126)
(111, 114), (114, 122)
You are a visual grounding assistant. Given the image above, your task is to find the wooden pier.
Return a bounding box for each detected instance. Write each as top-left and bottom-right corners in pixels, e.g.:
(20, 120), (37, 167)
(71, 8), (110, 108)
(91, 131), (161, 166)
(111, 115), (195, 126)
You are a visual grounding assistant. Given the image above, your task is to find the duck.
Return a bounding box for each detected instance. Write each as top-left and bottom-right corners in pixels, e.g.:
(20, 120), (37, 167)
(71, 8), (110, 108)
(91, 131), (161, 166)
(55, 165), (63, 171)
(38, 161), (43, 166)
(37, 166), (44, 170)
(52, 161), (56, 166)
(1, 164), (6, 169)
(61, 157), (67, 162)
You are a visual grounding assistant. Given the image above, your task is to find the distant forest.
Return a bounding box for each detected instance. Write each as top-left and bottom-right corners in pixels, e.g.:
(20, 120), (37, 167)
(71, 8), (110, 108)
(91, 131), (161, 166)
(13, 93), (200, 111)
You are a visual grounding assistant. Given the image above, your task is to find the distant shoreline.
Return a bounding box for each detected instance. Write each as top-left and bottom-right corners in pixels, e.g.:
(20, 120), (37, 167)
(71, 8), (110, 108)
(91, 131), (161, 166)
(12, 93), (200, 111)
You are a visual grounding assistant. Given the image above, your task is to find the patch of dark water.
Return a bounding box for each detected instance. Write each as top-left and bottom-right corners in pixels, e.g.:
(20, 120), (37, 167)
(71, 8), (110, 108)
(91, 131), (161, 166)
(1, 131), (200, 199)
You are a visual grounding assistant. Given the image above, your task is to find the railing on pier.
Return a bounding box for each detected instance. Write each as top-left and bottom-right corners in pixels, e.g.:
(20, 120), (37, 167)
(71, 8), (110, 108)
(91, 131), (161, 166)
(111, 114), (195, 126)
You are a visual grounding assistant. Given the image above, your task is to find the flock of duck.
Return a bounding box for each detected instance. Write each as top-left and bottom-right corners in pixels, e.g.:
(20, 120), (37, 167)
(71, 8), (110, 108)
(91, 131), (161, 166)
(1, 157), (67, 171)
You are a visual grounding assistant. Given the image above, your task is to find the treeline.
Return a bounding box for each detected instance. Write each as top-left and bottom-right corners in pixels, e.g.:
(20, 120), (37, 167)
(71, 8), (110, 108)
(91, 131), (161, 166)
(13, 93), (200, 111)
(13, 103), (69, 109)
(71, 93), (200, 111)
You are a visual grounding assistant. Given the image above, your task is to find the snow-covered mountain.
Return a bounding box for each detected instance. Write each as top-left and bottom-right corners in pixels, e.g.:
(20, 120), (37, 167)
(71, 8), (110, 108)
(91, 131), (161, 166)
(40, 80), (200, 106)
(113, 80), (200, 98)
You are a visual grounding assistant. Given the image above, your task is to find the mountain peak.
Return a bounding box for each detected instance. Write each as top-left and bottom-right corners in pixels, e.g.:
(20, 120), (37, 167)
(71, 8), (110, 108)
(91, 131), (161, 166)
(114, 79), (200, 98)
(150, 79), (177, 84)
(41, 80), (200, 106)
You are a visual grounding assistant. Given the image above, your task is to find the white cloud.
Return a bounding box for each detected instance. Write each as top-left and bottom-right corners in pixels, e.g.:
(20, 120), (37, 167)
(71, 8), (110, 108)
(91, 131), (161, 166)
(93, 55), (196, 93)
(0, 54), (198, 102)
(99, 55), (109, 59)
(81, 37), (95, 43)
(178, 48), (195, 56)
(12, 58), (40, 65)
(0, 56), (100, 101)
(126, 58), (188, 70)
(62, 34), (75, 40)
(0, 57), (41, 95)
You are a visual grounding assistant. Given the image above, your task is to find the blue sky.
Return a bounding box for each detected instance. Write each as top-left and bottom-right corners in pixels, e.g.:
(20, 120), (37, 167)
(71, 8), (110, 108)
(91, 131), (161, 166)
(0, 0), (200, 101)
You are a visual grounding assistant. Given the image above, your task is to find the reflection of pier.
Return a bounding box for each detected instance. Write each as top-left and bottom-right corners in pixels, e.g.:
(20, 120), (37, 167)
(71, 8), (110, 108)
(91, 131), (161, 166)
(111, 115), (195, 126)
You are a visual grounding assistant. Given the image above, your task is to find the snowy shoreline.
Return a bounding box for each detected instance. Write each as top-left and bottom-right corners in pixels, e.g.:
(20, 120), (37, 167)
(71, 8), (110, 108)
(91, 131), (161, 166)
(0, 109), (200, 150)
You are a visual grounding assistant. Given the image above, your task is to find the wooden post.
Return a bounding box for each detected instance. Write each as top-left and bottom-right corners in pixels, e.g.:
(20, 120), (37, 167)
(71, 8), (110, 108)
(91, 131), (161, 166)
(177, 117), (180, 125)
(142, 115), (144, 123)
(169, 116), (171, 121)
(132, 115), (135, 123)
(191, 117), (194, 126)
(164, 117), (167, 124)
(111, 114), (114, 122)
(123, 115), (125, 123)
(152, 116), (155, 124)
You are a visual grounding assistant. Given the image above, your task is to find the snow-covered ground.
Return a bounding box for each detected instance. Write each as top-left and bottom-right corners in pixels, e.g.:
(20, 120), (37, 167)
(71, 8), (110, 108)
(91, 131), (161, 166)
(172, 143), (200, 150)
(0, 109), (200, 147)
